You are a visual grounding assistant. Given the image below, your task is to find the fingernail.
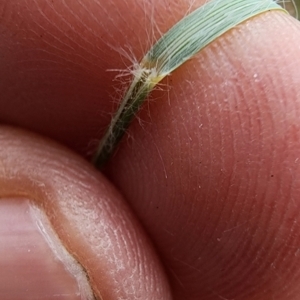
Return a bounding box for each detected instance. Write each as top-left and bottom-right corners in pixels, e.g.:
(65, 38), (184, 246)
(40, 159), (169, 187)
(0, 198), (95, 300)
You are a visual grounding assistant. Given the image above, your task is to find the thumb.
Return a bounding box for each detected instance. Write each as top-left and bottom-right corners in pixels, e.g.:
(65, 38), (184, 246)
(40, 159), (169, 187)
(0, 126), (171, 299)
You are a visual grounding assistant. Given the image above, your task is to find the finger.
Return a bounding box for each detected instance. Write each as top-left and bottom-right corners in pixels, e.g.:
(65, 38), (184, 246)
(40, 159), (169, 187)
(0, 126), (171, 299)
(0, 0), (206, 155)
(106, 11), (300, 300)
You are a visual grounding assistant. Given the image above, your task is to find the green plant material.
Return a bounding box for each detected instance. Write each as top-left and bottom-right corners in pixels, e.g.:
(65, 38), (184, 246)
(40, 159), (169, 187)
(93, 0), (286, 169)
(279, 0), (300, 19)
(296, 0), (300, 18)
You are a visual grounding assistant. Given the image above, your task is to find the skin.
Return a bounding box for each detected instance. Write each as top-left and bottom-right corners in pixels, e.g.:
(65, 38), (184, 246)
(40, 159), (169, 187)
(1, 0), (300, 299)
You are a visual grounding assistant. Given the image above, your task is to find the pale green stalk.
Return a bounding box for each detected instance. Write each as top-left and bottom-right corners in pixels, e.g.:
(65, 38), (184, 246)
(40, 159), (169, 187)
(93, 0), (286, 169)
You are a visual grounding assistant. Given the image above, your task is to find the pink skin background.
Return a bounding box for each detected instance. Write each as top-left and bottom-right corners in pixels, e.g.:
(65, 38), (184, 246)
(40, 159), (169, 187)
(1, 0), (300, 299)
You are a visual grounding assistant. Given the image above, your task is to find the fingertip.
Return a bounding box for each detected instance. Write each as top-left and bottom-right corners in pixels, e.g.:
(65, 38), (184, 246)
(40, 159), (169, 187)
(106, 10), (300, 300)
(0, 0), (207, 154)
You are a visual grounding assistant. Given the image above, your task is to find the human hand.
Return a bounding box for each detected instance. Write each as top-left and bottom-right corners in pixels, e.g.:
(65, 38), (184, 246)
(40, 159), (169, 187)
(1, 0), (300, 299)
